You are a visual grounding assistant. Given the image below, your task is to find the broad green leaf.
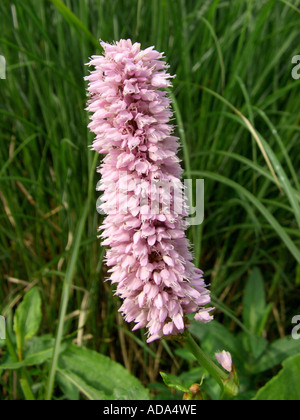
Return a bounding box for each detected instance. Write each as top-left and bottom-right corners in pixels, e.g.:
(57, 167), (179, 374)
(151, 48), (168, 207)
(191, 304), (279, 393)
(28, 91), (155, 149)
(58, 344), (150, 400)
(247, 336), (268, 360)
(160, 372), (190, 394)
(56, 370), (79, 401)
(242, 267), (266, 335)
(257, 303), (273, 337)
(179, 368), (204, 384)
(0, 346), (52, 370)
(13, 287), (42, 355)
(0, 336), (63, 370)
(57, 369), (110, 401)
(254, 354), (300, 400)
(252, 337), (300, 374)
(174, 347), (196, 362)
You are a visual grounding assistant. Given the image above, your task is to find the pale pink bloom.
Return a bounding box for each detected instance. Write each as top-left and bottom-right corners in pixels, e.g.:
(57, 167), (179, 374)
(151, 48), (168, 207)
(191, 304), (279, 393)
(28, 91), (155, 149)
(86, 39), (213, 342)
(215, 351), (233, 373)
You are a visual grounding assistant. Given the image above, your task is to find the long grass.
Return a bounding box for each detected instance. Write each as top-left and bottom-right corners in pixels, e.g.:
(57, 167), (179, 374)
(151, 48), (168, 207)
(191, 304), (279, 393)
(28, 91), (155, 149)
(0, 0), (300, 399)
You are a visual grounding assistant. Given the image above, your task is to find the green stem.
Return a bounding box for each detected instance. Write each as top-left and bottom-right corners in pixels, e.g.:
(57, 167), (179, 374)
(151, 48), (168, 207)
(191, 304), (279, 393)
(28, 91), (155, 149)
(183, 331), (240, 399)
(183, 330), (227, 389)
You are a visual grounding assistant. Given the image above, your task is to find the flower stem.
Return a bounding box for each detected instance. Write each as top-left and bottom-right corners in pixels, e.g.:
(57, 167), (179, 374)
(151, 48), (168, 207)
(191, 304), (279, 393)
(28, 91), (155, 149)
(183, 330), (228, 389)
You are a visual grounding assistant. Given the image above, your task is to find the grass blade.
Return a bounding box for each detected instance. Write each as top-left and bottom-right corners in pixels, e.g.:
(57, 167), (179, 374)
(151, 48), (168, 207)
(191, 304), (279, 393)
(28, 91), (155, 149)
(191, 170), (300, 265)
(49, 0), (99, 48)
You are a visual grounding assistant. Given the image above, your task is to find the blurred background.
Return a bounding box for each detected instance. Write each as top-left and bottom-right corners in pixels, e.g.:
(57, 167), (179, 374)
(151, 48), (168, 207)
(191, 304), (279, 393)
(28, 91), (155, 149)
(0, 0), (300, 400)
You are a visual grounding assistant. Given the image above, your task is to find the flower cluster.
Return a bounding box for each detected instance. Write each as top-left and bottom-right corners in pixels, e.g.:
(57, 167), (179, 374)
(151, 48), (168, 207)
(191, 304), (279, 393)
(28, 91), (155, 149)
(86, 39), (213, 342)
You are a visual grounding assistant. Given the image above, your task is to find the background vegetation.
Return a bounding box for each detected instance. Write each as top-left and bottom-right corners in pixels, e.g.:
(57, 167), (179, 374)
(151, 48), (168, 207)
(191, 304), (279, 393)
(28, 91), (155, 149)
(0, 0), (299, 400)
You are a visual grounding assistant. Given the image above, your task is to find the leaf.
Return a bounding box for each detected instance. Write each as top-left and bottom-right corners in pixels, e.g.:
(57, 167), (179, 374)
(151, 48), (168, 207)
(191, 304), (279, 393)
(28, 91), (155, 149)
(234, 391), (257, 401)
(247, 336), (268, 360)
(190, 170), (300, 264)
(254, 354), (300, 400)
(252, 337), (300, 374)
(49, 0), (99, 47)
(56, 370), (79, 401)
(0, 336), (64, 370)
(160, 372), (190, 394)
(13, 287), (42, 355)
(279, 0), (300, 14)
(58, 344), (150, 400)
(242, 267), (266, 335)
(174, 348), (196, 362)
(57, 369), (110, 401)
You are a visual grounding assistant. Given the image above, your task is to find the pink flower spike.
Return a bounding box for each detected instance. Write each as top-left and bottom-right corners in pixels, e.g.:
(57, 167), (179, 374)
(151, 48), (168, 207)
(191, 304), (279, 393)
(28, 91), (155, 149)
(86, 39), (213, 342)
(215, 351), (233, 373)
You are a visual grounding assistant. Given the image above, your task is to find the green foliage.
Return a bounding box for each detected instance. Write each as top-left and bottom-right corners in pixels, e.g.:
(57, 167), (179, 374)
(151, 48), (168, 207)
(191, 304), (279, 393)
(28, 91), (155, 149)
(254, 354), (300, 400)
(185, 267), (300, 399)
(58, 344), (150, 400)
(252, 337), (300, 374)
(13, 287), (42, 359)
(1, 310), (149, 400)
(0, 336), (55, 370)
(243, 267), (268, 336)
(160, 372), (190, 394)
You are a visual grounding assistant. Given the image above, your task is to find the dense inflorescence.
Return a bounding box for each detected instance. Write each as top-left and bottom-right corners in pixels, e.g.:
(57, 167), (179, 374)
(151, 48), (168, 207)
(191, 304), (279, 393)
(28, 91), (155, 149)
(86, 39), (213, 342)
